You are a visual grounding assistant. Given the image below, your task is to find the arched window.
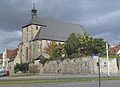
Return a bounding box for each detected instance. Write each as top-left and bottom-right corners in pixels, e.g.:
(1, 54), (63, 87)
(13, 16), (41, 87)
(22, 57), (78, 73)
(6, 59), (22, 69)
(36, 26), (38, 30)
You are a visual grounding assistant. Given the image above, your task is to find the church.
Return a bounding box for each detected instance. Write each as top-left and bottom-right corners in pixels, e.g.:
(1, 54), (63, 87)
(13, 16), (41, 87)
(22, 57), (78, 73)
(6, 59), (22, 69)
(17, 5), (86, 64)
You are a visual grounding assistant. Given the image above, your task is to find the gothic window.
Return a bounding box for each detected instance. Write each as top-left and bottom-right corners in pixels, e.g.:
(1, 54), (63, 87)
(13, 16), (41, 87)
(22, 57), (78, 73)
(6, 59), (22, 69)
(85, 62), (87, 66)
(26, 47), (28, 60)
(27, 27), (28, 31)
(26, 33), (28, 42)
(36, 26), (38, 30)
(21, 49), (22, 52)
(38, 44), (39, 49)
(31, 35), (33, 39)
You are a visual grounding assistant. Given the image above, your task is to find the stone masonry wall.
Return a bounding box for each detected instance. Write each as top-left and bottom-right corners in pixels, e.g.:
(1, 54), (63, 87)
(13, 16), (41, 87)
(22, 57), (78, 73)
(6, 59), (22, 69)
(31, 57), (118, 74)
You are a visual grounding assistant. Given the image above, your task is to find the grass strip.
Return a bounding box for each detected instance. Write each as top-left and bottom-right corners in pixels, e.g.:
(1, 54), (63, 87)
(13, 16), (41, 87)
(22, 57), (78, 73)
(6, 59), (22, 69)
(0, 77), (120, 85)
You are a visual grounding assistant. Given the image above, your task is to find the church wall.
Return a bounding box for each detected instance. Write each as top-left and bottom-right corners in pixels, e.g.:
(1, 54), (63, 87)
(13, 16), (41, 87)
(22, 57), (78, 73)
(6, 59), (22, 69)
(20, 25), (42, 63)
(14, 44), (22, 65)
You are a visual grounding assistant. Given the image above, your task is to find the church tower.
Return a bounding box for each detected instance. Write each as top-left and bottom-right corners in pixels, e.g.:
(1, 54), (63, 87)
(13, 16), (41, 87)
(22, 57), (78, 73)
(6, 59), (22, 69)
(20, 4), (42, 63)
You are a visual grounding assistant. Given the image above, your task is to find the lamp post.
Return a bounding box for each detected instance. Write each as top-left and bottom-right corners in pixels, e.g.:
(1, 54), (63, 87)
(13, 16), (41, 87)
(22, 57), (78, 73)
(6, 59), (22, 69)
(106, 42), (110, 77)
(98, 54), (101, 87)
(93, 53), (101, 87)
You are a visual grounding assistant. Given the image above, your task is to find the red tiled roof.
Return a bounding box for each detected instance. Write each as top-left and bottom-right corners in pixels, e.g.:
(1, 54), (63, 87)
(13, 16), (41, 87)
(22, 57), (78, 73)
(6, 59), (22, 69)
(109, 44), (120, 53)
(6, 49), (18, 58)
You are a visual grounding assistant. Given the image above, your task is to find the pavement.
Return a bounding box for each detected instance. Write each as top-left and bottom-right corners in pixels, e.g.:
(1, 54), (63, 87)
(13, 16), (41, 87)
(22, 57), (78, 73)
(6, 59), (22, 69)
(0, 80), (120, 87)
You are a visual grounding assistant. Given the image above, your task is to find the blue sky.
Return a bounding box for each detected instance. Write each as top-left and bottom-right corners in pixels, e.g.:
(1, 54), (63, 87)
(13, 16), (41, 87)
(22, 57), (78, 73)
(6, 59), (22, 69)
(0, 0), (120, 52)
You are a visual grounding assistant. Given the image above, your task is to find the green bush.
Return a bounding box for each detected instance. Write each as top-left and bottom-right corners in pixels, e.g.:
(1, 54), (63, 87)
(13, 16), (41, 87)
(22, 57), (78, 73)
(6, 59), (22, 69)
(14, 63), (29, 73)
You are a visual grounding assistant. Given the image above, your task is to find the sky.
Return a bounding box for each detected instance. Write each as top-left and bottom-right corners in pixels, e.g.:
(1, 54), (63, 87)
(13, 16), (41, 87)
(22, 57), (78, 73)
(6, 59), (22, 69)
(0, 0), (120, 52)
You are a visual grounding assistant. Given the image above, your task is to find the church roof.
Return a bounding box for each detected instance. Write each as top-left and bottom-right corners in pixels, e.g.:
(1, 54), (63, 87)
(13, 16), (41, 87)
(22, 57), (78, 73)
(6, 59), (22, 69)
(26, 16), (86, 41)
(23, 5), (87, 41)
(22, 16), (46, 28)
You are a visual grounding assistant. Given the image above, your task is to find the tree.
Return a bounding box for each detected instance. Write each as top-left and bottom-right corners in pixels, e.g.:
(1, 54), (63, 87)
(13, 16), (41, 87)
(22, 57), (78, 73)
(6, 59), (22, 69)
(65, 33), (80, 59)
(91, 38), (106, 56)
(14, 63), (22, 73)
(44, 33), (107, 60)
(44, 41), (64, 61)
(44, 41), (57, 60)
(65, 33), (107, 58)
(14, 63), (29, 73)
(78, 33), (93, 56)
(21, 63), (29, 73)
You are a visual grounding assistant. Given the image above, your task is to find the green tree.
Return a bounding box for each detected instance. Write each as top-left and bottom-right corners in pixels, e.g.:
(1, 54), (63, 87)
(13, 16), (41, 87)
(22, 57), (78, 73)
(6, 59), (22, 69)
(65, 33), (80, 59)
(14, 63), (29, 73)
(65, 33), (107, 58)
(78, 33), (93, 56)
(21, 63), (29, 73)
(91, 38), (106, 56)
(14, 63), (22, 73)
(44, 41), (64, 61)
(44, 41), (57, 60)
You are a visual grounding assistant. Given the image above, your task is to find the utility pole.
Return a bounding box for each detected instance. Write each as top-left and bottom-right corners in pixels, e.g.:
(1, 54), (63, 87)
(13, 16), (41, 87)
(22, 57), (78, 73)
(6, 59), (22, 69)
(98, 55), (101, 87)
(95, 53), (101, 87)
(106, 42), (110, 77)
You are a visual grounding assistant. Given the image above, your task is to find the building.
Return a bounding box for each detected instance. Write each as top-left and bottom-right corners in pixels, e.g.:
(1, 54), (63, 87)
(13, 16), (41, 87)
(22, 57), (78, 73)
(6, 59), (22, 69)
(109, 44), (120, 73)
(109, 44), (120, 55)
(2, 49), (17, 72)
(0, 53), (3, 64)
(18, 5), (86, 64)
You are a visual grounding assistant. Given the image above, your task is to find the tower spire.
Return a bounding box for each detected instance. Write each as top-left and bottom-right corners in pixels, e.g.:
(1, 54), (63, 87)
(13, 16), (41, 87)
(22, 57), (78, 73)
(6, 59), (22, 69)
(31, 3), (37, 18)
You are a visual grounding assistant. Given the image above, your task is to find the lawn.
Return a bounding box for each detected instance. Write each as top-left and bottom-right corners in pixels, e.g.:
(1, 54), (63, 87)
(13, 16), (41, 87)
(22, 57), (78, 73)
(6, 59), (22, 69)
(0, 77), (120, 85)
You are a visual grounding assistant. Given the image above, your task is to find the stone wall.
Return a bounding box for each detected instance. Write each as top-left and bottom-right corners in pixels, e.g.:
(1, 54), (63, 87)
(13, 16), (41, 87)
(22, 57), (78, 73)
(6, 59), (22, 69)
(30, 57), (118, 74)
(8, 60), (14, 76)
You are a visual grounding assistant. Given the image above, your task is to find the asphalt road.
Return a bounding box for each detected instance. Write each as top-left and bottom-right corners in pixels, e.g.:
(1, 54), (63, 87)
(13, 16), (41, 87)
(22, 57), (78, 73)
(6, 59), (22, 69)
(1, 80), (120, 87)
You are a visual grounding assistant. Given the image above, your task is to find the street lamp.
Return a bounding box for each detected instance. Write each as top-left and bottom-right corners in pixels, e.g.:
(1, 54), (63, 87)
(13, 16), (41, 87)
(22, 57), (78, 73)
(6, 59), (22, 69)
(106, 42), (110, 77)
(93, 52), (101, 87)
(97, 54), (101, 87)
(95, 54), (101, 87)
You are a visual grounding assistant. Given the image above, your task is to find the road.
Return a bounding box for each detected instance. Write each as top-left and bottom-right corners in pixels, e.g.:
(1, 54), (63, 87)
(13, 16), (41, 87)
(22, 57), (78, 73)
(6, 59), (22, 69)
(0, 80), (120, 87)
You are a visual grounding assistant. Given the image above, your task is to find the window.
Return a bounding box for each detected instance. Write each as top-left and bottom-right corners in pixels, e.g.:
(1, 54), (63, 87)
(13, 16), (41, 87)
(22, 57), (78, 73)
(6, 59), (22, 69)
(104, 62), (107, 67)
(26, 27), (28, 31)
(36, 26), (38, 30)
(38, 44), (39, 46)
(21, 49), (22, 52)
(31, 36), (33, 39)
(26, 47), (28, 60)
(26, 33), (28, 42)
(85, 62), (87, 66)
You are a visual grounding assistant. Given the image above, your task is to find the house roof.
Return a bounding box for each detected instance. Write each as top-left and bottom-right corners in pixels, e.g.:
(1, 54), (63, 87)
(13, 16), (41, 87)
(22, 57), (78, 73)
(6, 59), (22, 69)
(23, 16), (86, 41)
(117, 50), (120, 54)
(109, 44), (120, 54)
(6, 49), (18, 58)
